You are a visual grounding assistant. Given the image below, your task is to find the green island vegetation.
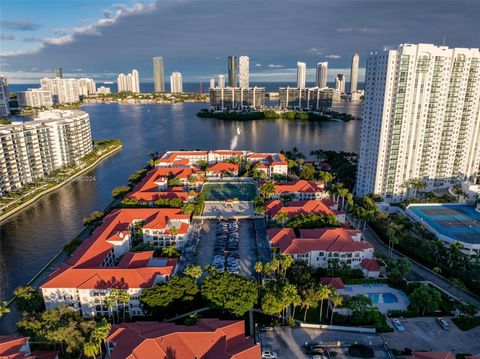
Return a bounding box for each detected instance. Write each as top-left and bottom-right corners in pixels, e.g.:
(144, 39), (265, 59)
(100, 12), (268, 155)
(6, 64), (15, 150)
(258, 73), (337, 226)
(0, 118), (12, 125)
(197, 108), (358, 122)
(0, 139), (123, 219)
(87, 91), (208, 104)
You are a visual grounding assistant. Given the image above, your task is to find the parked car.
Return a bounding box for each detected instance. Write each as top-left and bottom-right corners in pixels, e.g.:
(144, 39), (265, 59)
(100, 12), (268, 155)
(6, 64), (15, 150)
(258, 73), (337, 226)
(261, 350), (277, 358)
(259, 326), (274, 333)
(437, 317), (450, 330)
(392, 319), (405, 332)
(311, 355), (328, 359)
(304, 341), (323, 348)
(306, 347), (326, 355)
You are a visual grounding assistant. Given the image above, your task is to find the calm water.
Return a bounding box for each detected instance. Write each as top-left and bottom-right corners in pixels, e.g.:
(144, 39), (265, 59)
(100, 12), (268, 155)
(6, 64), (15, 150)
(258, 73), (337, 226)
(0, 102), (362, 298)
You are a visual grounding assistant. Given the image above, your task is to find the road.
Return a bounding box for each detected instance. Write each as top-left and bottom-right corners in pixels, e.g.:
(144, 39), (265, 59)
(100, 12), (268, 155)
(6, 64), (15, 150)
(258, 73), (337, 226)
(362, 224), (480, 309)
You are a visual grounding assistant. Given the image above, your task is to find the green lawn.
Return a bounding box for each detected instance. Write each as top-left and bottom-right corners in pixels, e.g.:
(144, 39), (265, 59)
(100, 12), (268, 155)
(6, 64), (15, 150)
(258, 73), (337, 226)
(452, 316), (480, 331)
(201, 182), (257, 201)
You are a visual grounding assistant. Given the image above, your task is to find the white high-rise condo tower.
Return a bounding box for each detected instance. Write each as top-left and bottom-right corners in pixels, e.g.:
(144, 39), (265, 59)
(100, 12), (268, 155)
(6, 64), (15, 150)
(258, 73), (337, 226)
(117, 70), (140, 93)
(315, 62), (328, 88)
(356, 44), (480, 202)
(217, 75), (225, 89)
(0, 76), (10, 116)
(335, 74), (345, 93)
(297, 62), (306, 89)
(239, 56), (250, 88)
(209, 78), (215, 89)
(349, 53), (359, 94)
(170, 72), (183, 93)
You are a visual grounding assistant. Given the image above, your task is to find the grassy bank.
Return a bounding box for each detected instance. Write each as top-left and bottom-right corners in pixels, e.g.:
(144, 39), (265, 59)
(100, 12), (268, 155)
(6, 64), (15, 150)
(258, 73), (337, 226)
(197, 109), (357, 121)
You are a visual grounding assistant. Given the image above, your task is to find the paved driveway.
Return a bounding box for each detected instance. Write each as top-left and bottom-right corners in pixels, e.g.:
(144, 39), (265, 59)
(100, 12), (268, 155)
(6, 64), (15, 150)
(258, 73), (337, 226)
(381, 317), (480, 353)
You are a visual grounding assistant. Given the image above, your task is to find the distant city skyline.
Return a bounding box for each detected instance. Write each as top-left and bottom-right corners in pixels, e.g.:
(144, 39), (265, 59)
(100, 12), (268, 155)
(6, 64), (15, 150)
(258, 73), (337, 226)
(1, 0), (478, 83)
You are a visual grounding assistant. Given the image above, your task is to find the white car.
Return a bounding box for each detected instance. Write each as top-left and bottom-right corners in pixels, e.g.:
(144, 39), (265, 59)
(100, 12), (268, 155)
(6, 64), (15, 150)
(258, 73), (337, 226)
(311, 356), (328, 359)
(262, 350), (278, 359)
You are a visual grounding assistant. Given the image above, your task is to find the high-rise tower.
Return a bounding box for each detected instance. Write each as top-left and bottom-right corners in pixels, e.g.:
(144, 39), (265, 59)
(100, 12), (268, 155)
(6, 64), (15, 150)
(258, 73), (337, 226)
(153, 57), (165, 92)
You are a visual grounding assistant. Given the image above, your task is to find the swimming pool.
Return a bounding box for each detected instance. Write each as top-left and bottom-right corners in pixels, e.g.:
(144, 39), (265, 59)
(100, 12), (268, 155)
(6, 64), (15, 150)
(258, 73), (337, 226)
(366, 292), (398, 304)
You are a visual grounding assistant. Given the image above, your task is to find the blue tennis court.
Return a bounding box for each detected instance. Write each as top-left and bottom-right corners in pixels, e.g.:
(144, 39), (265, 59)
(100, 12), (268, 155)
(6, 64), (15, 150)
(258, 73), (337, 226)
(407, 204), (480, 244)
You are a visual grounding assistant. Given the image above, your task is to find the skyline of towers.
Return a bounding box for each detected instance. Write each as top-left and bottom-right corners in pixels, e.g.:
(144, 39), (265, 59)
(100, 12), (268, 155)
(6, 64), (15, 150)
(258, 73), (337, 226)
(117, 69), (140, 93)
(228, 56), (238, 87)
(153, 57), (165, 93)
(238, 56), (249, 88)
(296, 62), (306, 89)
(349, 53), (359, 94)
(170, 71), (183, 93)
(315, 62), (328, 88)
(356, 43), (480, 202)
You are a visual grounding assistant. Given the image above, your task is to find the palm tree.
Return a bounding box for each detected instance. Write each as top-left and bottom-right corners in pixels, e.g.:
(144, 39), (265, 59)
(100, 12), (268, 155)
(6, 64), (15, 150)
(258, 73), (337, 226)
(319, 171), (334, 188)
(338, 188), (350, 211)
(318, 285), (332, 323)
(329, 291), (343, 325)
(275, 211), (289, 227)
(116, 289), (131, 323)
(83, 341), (100, 359)
(254, 262), (264, 283)
(278, 255), (294, 278)
(386, 227), (399, 257)
(0, 300), (10, 317)
(92, 318), (111, 358)
(184, 264), (203, 280)
(104, 291), (118, 324)
(301, 288), (320, 322)
(290, 290), (302, 321)
(260, 181), (276, 199)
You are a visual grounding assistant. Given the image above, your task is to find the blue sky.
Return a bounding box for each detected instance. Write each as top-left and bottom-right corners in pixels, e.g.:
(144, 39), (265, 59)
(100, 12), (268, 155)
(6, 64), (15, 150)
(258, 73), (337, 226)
(1, 0), (479, 83)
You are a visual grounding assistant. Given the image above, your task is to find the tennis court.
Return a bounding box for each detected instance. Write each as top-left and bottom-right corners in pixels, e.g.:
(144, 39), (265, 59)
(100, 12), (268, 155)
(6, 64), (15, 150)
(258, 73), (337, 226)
(201, 182), (257, 201)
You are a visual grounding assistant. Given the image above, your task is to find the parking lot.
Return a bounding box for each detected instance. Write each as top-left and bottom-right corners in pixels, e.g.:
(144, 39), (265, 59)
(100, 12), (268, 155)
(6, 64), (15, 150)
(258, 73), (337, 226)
(381, 317), (480, 353)
(193, 219), (258, 277)
(259, 326), (390, 359)
(202, 200), (255, 217)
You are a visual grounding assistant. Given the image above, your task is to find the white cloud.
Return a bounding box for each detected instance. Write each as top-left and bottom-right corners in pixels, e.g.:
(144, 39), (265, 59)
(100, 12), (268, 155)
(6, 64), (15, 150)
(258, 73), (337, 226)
(336, 26), (382, 34)
(268, 64), (283, 68)
(255, 63), (262, 67)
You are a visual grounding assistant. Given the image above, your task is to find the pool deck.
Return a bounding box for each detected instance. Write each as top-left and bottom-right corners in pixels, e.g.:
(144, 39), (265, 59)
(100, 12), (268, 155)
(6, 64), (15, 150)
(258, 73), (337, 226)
(339, 284), (409, 314)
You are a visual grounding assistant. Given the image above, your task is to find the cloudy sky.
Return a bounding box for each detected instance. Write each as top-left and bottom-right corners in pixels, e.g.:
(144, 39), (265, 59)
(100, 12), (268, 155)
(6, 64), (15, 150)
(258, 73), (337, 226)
(1, 0), (479, 83)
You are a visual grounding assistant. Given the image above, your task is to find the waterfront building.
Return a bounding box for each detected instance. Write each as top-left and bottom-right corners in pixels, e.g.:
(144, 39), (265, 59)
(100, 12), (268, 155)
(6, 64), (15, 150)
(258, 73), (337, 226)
(335, 74), (345, 94)
(54, 66), (63, 78)
(246, 153), (288, 178)
(228, 56), (238, 87)
(169, 71), (183, 93)
(17, 88), (53, 108)
(40, 77), (79, 103)
(97, 86), (111, 94)
(268, 227), (372, 269)
(239, 55), (249, 88)
(41, 208), (185, 318)
(209, 78), (215, 89)
(269, 179), (327, 200)
(217, 74), (225, 88)
(208, 87), (265, 110)
(0, 110), (93, 195)
(117, 69), (140, 93)
(153, 56), (165, 92)
(297, 62), (306, 89)
(349, 53), (360, 94)
(106, 320), (260, 359)
(77, 78), (96, 96)
(0, 76), (10, 116)
(206, 162), (239, 177)
(315, 62), (328, 88)
(278, 87), (333, 110)
(356, 44), (480, 201)
(265, 199), (345, 223)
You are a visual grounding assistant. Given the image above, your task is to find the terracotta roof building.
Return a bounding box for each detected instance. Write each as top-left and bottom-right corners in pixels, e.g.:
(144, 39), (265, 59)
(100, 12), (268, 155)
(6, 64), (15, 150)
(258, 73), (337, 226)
(0, 336), (58, 359)
(41, 209), (188, 318)
(207, 162), (239, 177)
(106, 319), (260, 359)
(268, 227), (373, 269)
(271, 180), (327, 200)
(265, 199), (345, 223)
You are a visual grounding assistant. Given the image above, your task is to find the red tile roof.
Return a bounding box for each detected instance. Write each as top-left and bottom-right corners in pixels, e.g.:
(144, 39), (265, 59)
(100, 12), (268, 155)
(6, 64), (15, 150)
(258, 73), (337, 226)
(410, 353), (455, 359)
(320, 277), (345, 289)
(41, 209), (184, 290)
(265, 200), (341, 218)
(273, 180), (325, 194)
(207, 162), (239, 174)
(157, 151), (208, 164)
(360, 259), (380, 272)
(247, 153), (288, 166)
(0, 336), (58, 359)
(268, 227), (369, 254)
(107, 319), (260, 359)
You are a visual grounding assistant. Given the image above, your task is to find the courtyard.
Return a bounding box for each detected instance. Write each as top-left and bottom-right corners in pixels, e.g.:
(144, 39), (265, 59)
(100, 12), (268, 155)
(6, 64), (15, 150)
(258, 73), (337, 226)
(201, 181), (257, 201)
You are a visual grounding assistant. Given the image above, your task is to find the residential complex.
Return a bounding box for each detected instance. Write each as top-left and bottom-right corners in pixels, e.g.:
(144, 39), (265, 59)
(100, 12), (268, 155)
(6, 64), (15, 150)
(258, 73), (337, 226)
(0, 110), (93, 195)
(356, 43), (480, 201)
(106, 320), (260, 359)
(169, 71), (183, 93)
(228, 55), (238, 87)
(208, 87), (265, 110)
(297, 61), (307, 89)
(17, 88), (54, 108)
(278, 87), (333, 110)
(0, 335), (58, 359)
(77, 78), (96, 96)
(117, 69), (140, 93)
(315, 61), (328, 88)
(269, 179), (327, 200)
(39, 77), (80, 104)
(153, 56), (165, 92)
(239, 55), (250, 88)
(41, 208), (184, 318)
(97, 86), (111, 94)
(265, 199), (346, 223)
(0, 76), (10, 117)
(349, 53), (360, 94)
(268, 227), (374, 269)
